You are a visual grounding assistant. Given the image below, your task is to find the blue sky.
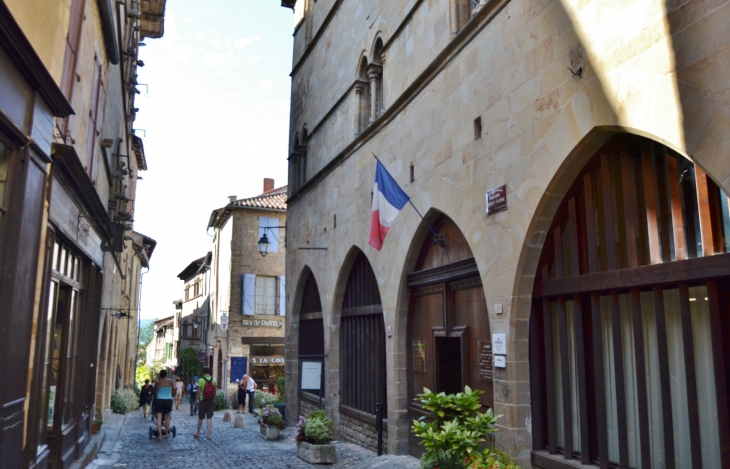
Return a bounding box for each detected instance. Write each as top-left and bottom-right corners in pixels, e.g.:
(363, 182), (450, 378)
(133, 1), (294, 319)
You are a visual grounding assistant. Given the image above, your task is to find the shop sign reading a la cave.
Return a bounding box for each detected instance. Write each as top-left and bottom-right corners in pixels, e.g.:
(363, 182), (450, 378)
(242, 319), (282, 328)
(251, 356), (285, 365)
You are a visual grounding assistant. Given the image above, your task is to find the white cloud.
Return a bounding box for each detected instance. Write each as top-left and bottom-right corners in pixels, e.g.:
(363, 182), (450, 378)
(257, 79), (273, 91)
(247, 55), (262, 63)
(254, 35), (263, 41)
(232, 37), (252, 49)
(203, 51), (234, 68)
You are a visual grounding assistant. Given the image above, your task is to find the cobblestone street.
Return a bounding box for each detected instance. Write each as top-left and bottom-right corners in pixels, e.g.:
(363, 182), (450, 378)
(89, 406), (419, 469)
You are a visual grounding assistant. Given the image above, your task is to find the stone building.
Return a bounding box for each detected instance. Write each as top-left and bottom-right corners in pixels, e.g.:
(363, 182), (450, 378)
(0, 0), (165, 467)
(282, 0), (730, 468)
(207, 179), (287, 402)
(176, 253), (212, 377)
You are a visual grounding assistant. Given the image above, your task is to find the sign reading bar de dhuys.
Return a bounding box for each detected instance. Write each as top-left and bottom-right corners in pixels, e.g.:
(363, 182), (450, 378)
(242, 318), (283, 328)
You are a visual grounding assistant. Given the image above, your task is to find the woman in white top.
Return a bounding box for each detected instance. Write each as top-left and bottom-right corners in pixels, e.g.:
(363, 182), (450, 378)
(174, 377), (184, 410)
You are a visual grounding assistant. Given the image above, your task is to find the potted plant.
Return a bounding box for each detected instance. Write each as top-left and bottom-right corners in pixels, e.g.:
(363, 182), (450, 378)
(91, 419), (103, 435)
(258, 405), (285, 440)
(295, 410), (335, 464)
(273, 377), (287, 421)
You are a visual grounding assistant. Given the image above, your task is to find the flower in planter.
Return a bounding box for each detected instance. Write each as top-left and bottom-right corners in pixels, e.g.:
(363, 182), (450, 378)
(294, 410), (332, 444)
(258, 405), (285, 429)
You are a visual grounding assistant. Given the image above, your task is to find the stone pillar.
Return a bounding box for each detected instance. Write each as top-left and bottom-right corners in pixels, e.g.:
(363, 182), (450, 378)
(367, 64), (382, 123)
(354, 82), (365, 136)
(380, 55), (386, 112)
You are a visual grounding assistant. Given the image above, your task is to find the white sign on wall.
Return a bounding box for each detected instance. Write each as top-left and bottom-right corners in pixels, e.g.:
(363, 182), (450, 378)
(492, 334), (506, 355)
(220, 313), (229, 332)
(300, 361), (322, 391)
(494, 355), (506, 368)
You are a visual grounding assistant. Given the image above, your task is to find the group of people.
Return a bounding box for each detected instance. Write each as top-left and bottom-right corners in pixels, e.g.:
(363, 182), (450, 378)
(236, 374), (257, 415)
(139, 367), (220, 441)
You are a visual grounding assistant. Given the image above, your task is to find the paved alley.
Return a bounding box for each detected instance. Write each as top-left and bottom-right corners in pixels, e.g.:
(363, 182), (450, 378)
(89, 407), (419, 469)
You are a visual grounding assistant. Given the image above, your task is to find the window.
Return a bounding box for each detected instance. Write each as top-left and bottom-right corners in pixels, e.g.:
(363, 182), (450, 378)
(530, 137), (730, 468)
(58, 0), (86, 142)
(255, 276), (277, 315)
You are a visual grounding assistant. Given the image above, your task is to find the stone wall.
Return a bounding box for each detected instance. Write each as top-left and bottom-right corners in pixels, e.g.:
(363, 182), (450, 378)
(285, 0), (730, 464)
(339, 414), (388, 454)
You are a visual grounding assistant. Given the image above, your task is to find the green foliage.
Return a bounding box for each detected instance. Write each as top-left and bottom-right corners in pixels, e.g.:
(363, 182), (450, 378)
(254, 390), (280, 409)
(412, 386), (519, 469)
(110, 389), (140, 414)
(135, 361), (163, 388)
(304, 417), (332, 444)
(466, 449), (521, 469)
(214, 390), (228, 411)
(276, 376), (286, 401)
(179, 347), (203, 378)
(258, 405), (286, 429)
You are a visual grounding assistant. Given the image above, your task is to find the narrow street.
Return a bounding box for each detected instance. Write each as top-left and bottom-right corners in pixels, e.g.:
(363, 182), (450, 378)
(89, 407), (419, 469)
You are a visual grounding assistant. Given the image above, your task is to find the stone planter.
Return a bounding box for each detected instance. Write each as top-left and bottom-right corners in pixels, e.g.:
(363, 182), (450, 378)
(297, 441), (336, 464)
(273, 403), (287, 423)
(260, 424), (281, 440)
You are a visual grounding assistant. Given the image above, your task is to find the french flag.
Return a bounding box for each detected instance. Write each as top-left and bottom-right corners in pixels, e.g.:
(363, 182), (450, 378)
(369, 160), (410, 251)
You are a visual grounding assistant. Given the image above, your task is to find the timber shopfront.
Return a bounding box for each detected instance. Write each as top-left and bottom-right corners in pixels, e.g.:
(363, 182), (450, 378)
(530, 135), (730, 469)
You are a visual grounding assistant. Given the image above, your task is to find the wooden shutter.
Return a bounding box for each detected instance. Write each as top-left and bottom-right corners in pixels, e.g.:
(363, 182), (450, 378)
(278, 276), (285, 316)
(86, 55), (103, 177)
(58, 0), (87, 141)
(242, 273), (255, 315)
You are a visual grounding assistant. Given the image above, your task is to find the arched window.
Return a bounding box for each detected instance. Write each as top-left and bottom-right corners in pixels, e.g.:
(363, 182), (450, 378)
(339, 251), (386, 418)
(289, 129), (308, 193)
(298, 270), (325, 401)
(406, 215), (492, 456)
(530, 135), (730, 469)
(371, 38), (384, 119)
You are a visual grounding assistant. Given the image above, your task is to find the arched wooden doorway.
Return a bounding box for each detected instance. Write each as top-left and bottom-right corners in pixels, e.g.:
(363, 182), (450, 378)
(530, 135), (730, 469)
(339, 251), (386, 423)
(407, 216), (492, 456)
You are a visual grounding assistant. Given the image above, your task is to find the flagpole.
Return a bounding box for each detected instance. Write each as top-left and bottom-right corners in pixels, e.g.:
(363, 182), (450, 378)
(372, 153), (444, 246)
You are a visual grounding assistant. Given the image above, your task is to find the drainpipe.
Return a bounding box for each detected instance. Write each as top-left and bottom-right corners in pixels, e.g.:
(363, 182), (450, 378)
(98, 0), (120, 64)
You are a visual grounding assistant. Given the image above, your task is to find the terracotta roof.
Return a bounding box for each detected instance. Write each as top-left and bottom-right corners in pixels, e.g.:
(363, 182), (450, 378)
(229, 186), (287, 210)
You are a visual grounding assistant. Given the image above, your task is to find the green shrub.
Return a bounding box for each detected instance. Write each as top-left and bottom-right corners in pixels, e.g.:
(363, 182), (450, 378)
(214, 390), (228, 411)
(254, 390), (280, 409)
(466, 448), (521, 469)
(412, 386), (520, 469)
(304, 417), (332, 444)
(276, 376), (286, 400)
(258, 405), (286, 429)
(110, 389), (140, 414)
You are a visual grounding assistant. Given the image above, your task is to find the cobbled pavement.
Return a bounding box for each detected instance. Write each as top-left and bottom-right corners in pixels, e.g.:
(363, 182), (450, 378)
(88, 406), (419, 469)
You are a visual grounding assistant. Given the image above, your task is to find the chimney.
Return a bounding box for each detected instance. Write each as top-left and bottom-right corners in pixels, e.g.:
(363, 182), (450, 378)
(263, 178), (274, 193)
(228, 195), (237, 204)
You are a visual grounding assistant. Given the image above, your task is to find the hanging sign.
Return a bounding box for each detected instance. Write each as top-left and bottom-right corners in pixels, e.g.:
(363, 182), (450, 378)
(242, 319), (282, 328)
(486, 184), (507, 216)
(220, 313), (229, 332)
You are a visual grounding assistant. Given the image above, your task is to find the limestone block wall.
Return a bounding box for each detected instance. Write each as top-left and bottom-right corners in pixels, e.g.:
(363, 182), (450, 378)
(340, 414), (388, 454)
(285, 0), (730, 464)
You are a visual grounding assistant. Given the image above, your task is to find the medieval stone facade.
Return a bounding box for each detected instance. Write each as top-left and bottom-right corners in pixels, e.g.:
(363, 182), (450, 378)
(283, 0), (730, 467)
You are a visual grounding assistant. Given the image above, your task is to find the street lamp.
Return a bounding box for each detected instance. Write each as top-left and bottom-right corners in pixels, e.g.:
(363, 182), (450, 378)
(258, 232), (271, 256)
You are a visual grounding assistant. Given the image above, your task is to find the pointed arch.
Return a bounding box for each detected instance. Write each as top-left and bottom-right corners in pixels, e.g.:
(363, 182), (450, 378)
(335, 247), (387, 424)
(355, 55), (370, 135)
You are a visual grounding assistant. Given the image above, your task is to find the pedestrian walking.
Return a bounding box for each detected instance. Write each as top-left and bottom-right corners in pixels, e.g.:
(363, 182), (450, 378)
(194, 366), (217, 440)
(244, 374), (257, 415)
(139, 379), (154, 419)
(153, 370), (174, 440)
(187, 376), (199, 416)
(174, 377), (184, 410)
(236, 375), (247, 414)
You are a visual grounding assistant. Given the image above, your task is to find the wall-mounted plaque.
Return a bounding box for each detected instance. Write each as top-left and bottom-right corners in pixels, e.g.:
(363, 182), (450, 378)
(486, 184), (507, 216)
(478, 341), (493, 381)
(413, 340), (426, 373)
(301, 360), (322, 391)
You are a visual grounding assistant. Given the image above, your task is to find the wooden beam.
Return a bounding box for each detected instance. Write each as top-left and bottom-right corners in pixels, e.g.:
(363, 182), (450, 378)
(601, 155), (618, 270)
(609, 291), (629, 469)
(557, 297), (573, 458)
(590, 293), (609, 468)
(707, 280), (730, 469)
(630, 289), (651, 469)
(695, 165), (716, 256)
(621, 154), (638, 267)
(554, 226), (565, 279)
(679, 283), (702, 468)
(530, 301), (547, 451)
(584, 173), (599, 273)
(568, 198), (581, 277)
(534, 253), (730, 298)
(667, 155), (687, 261)
(572, 295), (591, 464)
(653, 286), (676, 469)
(543, 299), (558, 454)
